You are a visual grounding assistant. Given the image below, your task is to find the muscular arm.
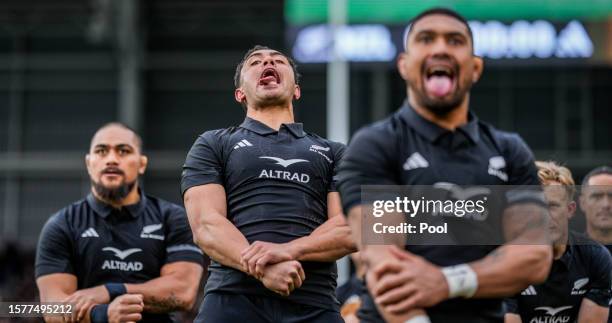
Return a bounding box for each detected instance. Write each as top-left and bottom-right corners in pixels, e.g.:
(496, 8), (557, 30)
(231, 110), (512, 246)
(349, 202), (551, 316)
(347, 205), (428, 322)
(37, 273), (81, 323)
(287, 192), (356, 262)
(125, 261), (203, 312)
(37, 273), (77, 302)
(470, 244), (551, 297)
(242, 192), (356, 276)
(576, 298), (609, 323)
(184, 183), (250, 272)
(185, 184), (305, 296)
(346, 205), (405, 269)
(470, 203), (552, 297)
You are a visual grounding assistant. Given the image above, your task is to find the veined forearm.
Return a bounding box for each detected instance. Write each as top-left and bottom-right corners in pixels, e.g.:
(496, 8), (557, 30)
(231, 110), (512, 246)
(289, 217), (356, 262)
(195, 216), (250, 272)
(126, 278), (193, 312)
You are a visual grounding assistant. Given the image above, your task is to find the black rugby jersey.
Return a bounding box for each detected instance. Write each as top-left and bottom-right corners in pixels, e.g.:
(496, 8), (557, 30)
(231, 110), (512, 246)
(181, 117), (345, 310)
(505, 232), (612, 323)
(35, 191), (204, 322)
(337, 103), (542, 323)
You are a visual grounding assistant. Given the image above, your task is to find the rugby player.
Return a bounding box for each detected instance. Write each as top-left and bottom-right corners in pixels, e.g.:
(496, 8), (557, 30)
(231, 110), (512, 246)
(337, 8), (553, 323)
(35, 123), (204, 322)
(581, 166), (612, 254)
(181, 45), (355, 323)
(505, 161), (611, 323)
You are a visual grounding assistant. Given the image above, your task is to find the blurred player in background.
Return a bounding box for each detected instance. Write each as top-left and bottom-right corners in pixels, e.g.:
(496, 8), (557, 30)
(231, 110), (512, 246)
(338, 8), (552, 323)
(581, 166), (612, 322)
(337, 251), (366, 323)
(581, 166), (612, 253)
(504, 161), (611, 323)
(182, 45), (355, 323)
(35, 123), (204, 322)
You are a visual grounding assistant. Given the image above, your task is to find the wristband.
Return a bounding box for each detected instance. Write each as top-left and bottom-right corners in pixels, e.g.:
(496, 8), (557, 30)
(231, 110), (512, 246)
(441, 264), (478, 298)
(90, 304), (109, 323)
(404, 315), (432, 323)
(105, 283), (127, 301)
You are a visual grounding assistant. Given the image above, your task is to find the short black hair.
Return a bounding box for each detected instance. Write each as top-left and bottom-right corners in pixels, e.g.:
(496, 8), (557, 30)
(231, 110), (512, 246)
(233, 45), (301, 88)
(404, 7), (474, 51)
(91, 122), (143, 153)
(581, 166), (612, 186)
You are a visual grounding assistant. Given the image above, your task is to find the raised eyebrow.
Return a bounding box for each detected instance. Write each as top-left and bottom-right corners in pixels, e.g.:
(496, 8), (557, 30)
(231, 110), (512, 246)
(246, 52), (264, 61)
(246, 51), (285, 62)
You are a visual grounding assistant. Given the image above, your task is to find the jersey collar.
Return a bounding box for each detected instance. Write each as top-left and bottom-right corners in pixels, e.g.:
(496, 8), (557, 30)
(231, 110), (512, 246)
(87, 190), (147, 219)
(559, 231), (578, 267)
(240, 117), (306, 138)
(399, 101), (480, 144)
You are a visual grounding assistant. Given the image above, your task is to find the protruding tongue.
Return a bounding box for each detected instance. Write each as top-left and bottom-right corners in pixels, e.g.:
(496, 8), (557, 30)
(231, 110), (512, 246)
(425, 75), (452, 97)
(260, 75), (277, 85)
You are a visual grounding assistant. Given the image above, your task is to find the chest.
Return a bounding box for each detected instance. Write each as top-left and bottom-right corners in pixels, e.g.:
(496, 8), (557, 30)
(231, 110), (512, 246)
(74, 218), (167, 277)
(518, 263), (590, 321)
(395, 135), (509, 185)
(225, 135), (335, 187)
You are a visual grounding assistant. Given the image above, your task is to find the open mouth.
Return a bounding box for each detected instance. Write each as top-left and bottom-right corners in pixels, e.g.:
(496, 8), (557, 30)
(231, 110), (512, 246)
(423, 64), (456, 98)
(259, 68), (281, 86)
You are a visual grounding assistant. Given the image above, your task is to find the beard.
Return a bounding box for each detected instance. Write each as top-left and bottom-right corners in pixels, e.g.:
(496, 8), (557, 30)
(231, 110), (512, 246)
(91, 178), (137, 203)
(412, 76), (472, 116)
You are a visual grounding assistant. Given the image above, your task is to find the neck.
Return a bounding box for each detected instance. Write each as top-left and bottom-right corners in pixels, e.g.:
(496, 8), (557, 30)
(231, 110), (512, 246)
(552, 229), (570, 259)
(587, 224), (612, 244)
(246, 104), (295, 130)
(408, 91), (470, 130)
(92, 184), (140, 209)
(553, 241), (567, 260)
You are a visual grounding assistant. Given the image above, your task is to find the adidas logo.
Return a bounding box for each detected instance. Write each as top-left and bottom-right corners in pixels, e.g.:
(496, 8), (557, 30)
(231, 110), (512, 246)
(233, 139), (253, 150)
(521, 285), (537, 296)
(403, 152), (429, 171)
(81, 227), (99, 238)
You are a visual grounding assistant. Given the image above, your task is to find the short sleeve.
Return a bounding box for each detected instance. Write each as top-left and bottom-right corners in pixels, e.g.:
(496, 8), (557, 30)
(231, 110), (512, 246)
(500, 133), (546, 208)
(337, 125), (399, 214)
(585, 245), (612, 307)
(505, 133), (539, 186)
(35, 213), (75, 278)
(164, 205), (205, 266)
(503, 297), (519, 314)
(181, 131), (225, 196)
(328, 141), (346, 192)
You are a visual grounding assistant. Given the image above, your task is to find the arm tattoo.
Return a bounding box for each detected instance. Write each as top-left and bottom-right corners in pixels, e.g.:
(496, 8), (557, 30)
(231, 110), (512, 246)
(144, 293), (187, 313)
